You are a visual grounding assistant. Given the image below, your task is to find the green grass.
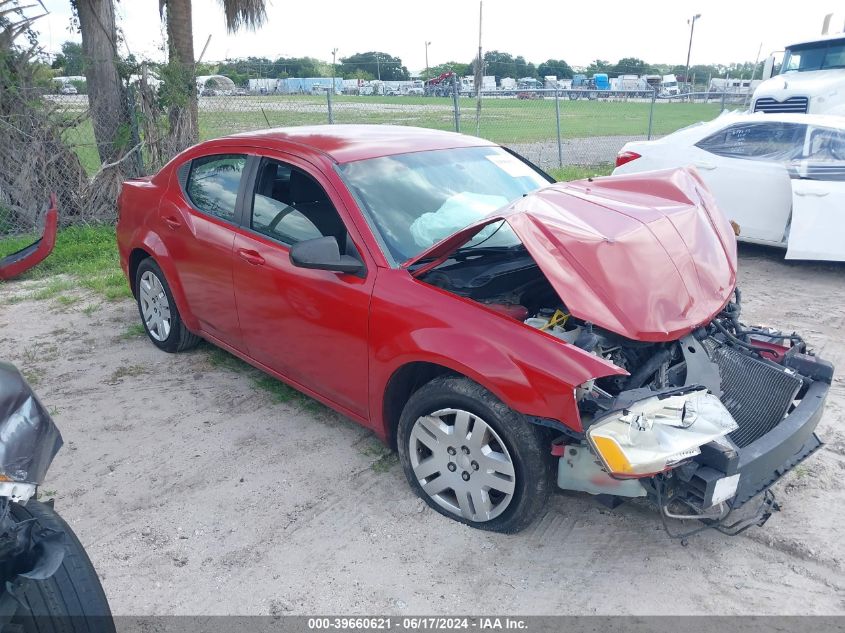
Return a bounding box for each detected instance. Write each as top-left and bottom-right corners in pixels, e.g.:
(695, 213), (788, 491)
(61, 95), (724, 175)
(0, 224), (130, 301)
(205, 346), (326, 414)
(548, 164), (614, 181)
(119, 323), (146, 339)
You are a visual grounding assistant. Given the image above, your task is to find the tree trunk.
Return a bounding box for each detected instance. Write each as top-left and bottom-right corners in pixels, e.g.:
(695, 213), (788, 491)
(164, 0), (198, 151)
(75, 0), (136, 169)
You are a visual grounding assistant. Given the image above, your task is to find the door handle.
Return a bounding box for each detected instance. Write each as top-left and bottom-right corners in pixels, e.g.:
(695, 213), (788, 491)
(162, 215), (182, 229)
(693, 161), (716, 170)
(794, 189), (829, 197)
(237, 248), (265, 266)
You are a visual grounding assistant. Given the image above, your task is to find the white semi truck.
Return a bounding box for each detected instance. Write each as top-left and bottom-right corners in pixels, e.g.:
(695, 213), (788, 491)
(752, 15), (845, 115)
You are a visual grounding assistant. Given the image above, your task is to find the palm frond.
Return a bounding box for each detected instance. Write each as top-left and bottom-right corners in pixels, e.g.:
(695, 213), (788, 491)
(218, 0), (266, 33)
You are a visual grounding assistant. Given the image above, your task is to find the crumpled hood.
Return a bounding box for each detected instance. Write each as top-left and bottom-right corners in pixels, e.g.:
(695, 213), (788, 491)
(408, 167), (737, 342)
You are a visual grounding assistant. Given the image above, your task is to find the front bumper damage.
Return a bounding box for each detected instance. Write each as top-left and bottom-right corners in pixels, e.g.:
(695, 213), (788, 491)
(556, 342), (832, 536)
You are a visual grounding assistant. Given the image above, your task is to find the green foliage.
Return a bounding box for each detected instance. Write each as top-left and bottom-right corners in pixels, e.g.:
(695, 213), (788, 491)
(612, 57), (649, 76)
(57, 41), (83, 75)
(421, 61), (469, 81)
(339, 51), (409, 81)
(475, 50), (538, 82)
(548, 165), (614, 181)
(585, 59), (613, 75)
(215, 56), (332, 84)
(537, 59), (573, 79)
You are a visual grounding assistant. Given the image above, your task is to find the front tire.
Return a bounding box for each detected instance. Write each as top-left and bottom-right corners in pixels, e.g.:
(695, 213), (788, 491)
(7, 500), (115, 632)
(135, 258), (200, 353)
(397, 376), (551, 533)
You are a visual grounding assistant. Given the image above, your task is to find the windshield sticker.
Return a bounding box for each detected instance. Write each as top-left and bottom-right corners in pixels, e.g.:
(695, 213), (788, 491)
(485, 153), (538, 178)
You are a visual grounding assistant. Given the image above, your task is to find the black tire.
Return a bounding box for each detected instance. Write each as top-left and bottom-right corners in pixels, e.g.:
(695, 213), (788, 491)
(135, 258), (201, 353)
(7, 500), (115, 632)
(397, 375), (551, 533)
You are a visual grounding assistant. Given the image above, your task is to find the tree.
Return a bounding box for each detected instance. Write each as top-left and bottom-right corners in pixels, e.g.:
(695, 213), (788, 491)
(56, 40), (83, 75)
(160, 0), (267, 152)
(612, 57), (647, 76)
(537, 59), (572, 79)
(340, 51), (409, 81)
(75, 0), (137, 169)
(585, 59), (612, 75)
(421, 61), (469, 81)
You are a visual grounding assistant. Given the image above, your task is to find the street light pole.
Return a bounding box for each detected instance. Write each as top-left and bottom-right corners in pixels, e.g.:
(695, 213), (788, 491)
(684, 13), (701, 94)
(331, 47), (338, 90)
(425, 41), (431, 77)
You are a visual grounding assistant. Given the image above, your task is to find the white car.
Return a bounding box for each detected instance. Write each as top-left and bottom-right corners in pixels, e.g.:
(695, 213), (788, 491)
(613, 112), (845, 261)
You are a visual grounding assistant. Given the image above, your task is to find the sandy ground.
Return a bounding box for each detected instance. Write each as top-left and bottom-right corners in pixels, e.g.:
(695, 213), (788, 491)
(0, 244), (843, 616)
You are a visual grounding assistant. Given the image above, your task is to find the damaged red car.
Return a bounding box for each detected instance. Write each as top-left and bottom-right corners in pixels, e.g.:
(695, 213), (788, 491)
(116, 125), (832, 534)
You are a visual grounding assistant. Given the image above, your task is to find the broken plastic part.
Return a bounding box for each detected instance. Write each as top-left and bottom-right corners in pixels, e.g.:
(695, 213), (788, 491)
(0, 362), (63, 490)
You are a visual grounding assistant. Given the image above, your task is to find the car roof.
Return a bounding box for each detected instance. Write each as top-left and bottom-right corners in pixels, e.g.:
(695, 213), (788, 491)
(711, 111), (845, 129)
(222, 124), (497, 163)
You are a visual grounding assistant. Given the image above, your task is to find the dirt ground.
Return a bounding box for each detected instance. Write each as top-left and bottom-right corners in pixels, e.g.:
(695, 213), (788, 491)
(1, 244), (843, 616)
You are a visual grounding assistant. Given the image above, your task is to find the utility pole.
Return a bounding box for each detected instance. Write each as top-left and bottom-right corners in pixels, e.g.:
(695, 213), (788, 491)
(331, 47), (338, 92)
(375, 53), (381, 82)
(684, 13), (701, 95)
(475, 0), (483, 136)
(425, 41), (431, 77)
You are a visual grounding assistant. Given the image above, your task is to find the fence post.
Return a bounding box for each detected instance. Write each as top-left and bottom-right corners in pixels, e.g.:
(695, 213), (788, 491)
(647, 87), (656, 140)
(452, 75), (461, 133)
(126, 81), (144, 174)
(554, 89), (563, 168)
(327, 87), (334, 124)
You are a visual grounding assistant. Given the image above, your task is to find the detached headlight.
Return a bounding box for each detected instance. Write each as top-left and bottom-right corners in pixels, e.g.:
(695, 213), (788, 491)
(587, 389), (738, 477)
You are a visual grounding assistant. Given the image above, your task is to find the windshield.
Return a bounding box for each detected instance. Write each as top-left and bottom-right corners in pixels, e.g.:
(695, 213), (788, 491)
(338, 146), (551, 263)
(781, 39), (845, 73)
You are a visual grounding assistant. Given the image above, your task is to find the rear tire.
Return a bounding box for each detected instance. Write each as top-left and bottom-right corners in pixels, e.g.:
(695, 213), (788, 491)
(397, 375), (551, 533)
(135, 258), (200, 353)
(8, 500), (114, 632)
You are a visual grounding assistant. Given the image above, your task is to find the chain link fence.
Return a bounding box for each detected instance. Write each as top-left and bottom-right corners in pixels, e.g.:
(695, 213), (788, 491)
(1, 67), (752, 249)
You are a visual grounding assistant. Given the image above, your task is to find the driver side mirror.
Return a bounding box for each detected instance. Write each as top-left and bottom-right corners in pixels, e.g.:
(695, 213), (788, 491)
(289, 236), (364, 276)
(762, 55), (775, 81)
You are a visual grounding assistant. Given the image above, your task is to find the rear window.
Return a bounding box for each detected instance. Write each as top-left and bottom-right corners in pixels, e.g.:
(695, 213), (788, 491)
(186, 154), (247, 221)
(695, 122), (806, 161)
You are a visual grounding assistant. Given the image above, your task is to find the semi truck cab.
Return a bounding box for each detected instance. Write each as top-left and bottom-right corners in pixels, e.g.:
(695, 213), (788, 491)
(753, 29), (845, 115)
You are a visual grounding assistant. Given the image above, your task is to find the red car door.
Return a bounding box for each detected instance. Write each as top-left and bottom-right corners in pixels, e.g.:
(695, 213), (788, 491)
(158, 152), (248, 346)
(231, 154), (374, 420)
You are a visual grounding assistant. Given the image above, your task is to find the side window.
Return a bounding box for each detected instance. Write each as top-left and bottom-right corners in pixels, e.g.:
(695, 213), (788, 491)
(695, 122), (806, 162)
(186, 154), (247, 221)
(803, 126), (845, 181)
(250, 159), (347, 246)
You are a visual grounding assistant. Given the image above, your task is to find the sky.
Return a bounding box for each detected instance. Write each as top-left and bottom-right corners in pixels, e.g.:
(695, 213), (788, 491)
(33, 1), (844, 72)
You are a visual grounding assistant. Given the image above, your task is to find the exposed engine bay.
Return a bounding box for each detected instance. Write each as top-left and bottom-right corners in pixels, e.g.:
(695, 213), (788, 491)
(420, 244), (833, 536)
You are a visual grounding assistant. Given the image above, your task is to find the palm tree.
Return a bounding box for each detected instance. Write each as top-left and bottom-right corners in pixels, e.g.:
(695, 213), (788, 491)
(75, 0), (139, 170)
(160, 0), (266, 151)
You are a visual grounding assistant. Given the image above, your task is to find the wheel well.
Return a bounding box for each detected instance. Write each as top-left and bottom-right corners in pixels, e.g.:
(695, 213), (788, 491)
(383, 362), (454, 449)
(127, 248), (152, 297)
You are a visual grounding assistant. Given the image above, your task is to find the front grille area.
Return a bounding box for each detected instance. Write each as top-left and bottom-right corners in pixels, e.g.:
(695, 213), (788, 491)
(707, 343), (803, 448)
(753, 96), (809, 113)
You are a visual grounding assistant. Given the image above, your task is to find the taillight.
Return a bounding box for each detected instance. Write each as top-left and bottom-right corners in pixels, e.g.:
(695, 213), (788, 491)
(615, 151), (641, 167)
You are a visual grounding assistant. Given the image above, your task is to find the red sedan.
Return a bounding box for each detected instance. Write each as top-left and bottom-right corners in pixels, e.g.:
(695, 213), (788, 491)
(117, 125), (831, 534)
